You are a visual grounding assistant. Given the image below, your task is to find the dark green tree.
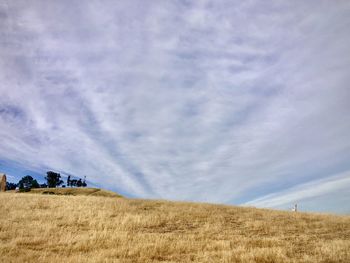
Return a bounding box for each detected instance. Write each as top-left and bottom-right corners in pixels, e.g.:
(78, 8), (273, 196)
(45, 171), (63, 188)
(32, 179), (40, 188)
(77, 179), (82, 187)
(6, 182), (17, 190)
(82, 176), (87, 187)
(18, 175), (39, 190)
(67, 175), (71, 187)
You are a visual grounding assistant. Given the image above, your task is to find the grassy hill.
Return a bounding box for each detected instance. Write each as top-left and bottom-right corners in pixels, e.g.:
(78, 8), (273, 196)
(0, 190), (349, 263)
(6, 187), (122, 197)
(29, 187), (123, 198)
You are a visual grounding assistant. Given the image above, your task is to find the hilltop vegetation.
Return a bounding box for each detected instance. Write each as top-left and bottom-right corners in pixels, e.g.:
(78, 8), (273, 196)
(0, 192), (349, 263)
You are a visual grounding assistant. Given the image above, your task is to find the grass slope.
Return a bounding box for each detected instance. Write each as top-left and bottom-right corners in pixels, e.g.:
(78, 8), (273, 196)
(28, 187), (123, 198)
(0, 192), (349, 263)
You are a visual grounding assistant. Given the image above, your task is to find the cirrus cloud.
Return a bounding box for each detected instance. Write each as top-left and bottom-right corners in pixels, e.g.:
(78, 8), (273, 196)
(0, 0), (350, 213)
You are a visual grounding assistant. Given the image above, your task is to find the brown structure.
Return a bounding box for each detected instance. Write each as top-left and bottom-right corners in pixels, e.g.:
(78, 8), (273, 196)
(0, 173), (6, 192)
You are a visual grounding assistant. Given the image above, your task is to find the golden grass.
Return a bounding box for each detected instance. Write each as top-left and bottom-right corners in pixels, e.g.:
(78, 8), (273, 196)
(28, 187), (123, 198)
(0, 192), (349, 263)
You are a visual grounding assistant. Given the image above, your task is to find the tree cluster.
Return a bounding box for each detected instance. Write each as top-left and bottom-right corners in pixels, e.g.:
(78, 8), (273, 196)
(5, 171), (87, 191)
(67, 175), (87, 187)
(6, 182), (17, 191)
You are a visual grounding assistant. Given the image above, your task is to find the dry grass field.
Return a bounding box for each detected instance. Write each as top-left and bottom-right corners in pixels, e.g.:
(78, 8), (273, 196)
(28, 187), (123, 198)
(0, 190), (349, 263)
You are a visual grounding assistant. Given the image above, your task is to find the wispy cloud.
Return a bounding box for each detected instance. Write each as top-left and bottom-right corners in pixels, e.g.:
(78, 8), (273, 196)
(244, 171), (350, 213)
(0, 1), (350, 212)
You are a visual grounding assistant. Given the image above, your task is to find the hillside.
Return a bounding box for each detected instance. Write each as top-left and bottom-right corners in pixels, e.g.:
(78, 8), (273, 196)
(0, 192), (349, 263)
(5, 187), (122, 197)
(27, 187), (123, 198)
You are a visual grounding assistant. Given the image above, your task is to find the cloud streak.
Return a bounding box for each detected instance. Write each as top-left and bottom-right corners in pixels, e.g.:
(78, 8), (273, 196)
(0, 1), (350, 212)
(244, 171), (350, 213)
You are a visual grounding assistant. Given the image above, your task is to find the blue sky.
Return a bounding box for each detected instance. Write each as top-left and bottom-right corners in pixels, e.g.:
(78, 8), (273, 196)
(0, 1), (350, 214)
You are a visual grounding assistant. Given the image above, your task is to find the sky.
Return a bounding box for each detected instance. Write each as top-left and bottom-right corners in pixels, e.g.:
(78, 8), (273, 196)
(0, 0), (350, 214)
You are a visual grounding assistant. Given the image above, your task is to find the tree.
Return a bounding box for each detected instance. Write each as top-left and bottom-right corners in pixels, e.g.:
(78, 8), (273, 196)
(70, 179), (77, 187)
(77, 179), (82, 187)
(18, 175), (40, 190)
(45, 171), (63, 188)
(64, 175), (87, 188)
(6, 182), (17, 190)
(67, 175), (71, 187)
(82, 176), (87, 187)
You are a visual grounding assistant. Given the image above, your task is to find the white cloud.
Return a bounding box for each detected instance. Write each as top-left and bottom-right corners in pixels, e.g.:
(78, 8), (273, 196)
(0, 1), (350, 211)
(244, 170), (350, 214)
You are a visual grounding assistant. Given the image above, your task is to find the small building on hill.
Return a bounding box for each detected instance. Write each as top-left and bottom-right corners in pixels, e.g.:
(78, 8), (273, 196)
(0, 173), (6, 192)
